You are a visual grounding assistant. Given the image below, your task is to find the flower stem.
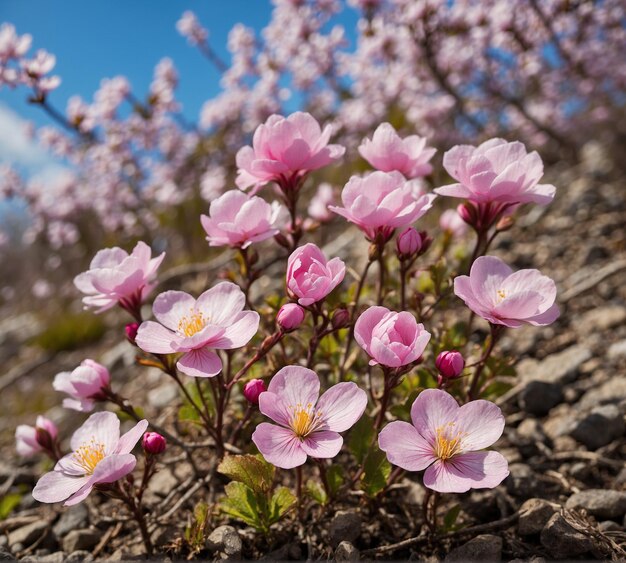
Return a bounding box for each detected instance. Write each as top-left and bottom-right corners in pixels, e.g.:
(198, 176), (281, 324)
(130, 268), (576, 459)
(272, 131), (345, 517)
(467, 324), (504, 400)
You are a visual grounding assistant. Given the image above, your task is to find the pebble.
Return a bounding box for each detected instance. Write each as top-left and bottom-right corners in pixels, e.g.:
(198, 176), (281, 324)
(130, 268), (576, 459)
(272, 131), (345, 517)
(540, 513), (593, 559)
(206, 525), (242, 558)
(570, 404), (625, 449)
(329, 511), (361, 547)
(62, 529), (99, 553)
(335, 541), (359, 561)
(66, 551), (94, 563)
(519, 381), (563, 416)
(148, 383), (179, 409)
(580, 306), (626, 332)
(505, 463), (538, 498)
(517, 345), (591, 385)
(22, 552), (64, 563)
(565, 489), (626, 519)
(598, 520), (622, 532)
(444, 534), (503, 561)
(0, 548), (13, 561)
(8, 521), (49, 549)
(577, 377), (626, 411)
(53, 504), (89, 537)
(518, 498), (561, 536)
(608, 340), (626, 360)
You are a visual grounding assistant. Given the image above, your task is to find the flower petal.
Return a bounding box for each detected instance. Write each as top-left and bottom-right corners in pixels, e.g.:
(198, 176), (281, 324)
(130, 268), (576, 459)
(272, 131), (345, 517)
(410, 389), (460, 443)
(176, 348), (222, 378)
(316, 382), (368, 432)
(455, 400), (505, 451)
(379, 421), (437, 471)
(252, 423), (307, 469)
(32, 471), (90, 504)
(135, 321), (179, 354)
(152, 291), (196, 331)
(115, 420), (149, 455)
(70, 411), (120, 454)
(196, 282), (246, 326)
(266, 366), (320, 409)
(300, 430), (343, 458)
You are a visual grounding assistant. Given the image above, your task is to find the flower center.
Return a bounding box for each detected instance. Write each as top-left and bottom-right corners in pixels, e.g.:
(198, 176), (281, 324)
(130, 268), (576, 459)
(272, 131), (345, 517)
(73, 439), (106, 475)
(434, 423), (464, 461)
(178, 310), (207, 337)
(496, 289), (506, 303)
(289, 403), (323, 439)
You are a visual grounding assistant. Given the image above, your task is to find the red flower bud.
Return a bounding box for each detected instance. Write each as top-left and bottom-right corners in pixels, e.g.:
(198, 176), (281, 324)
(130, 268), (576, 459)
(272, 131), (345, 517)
(125, 322), (139, 344)
(435, 350), (465, 379)
(331, 307), (350, 329)
(142, 432), (167, 455)
(243, 379), (266, 404)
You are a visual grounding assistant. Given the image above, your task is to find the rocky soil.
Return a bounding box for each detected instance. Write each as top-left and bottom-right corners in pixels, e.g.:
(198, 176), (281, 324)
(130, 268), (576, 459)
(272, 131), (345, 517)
(0, 143), (625, 560)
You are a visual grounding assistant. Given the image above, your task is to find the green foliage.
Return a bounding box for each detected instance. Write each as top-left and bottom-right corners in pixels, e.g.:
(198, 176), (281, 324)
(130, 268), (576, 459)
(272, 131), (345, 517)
(32, 312), (105, 352)
(305, 465), (344, 505)
(441, 504), (462, 532)
(361, 446), (392, 497)
(0, 492), (22, 520)
(218, 455), (295, 534)
(184, 502), (210, 555)
(178, 381), (214, 425)
(326, 465), (344, 498)
(348, 415), (376, 464)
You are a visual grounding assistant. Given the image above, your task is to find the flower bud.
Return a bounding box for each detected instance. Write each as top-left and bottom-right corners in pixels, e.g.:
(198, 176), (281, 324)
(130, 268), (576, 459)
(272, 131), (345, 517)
(276, 303), (305, 331)
(142, 432), (167, 455)
(457, 202), (476, 226)
(331, 307), (350, 330)
(396, 227), (421, 259)
(495, 215), (515, 232)
(243, 379), (266, 405)
(435, 350), (465, 379)
(125, 322), (139, 344)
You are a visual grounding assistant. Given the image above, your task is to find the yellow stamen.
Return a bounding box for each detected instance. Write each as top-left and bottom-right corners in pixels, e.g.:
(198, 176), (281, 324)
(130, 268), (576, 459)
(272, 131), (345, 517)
(496, 289), (506, 303)
(73, 439), (106, 475)
(288, 402), (322, 438)
(434, 423), (464, 460)
(178, 310), (207, 337)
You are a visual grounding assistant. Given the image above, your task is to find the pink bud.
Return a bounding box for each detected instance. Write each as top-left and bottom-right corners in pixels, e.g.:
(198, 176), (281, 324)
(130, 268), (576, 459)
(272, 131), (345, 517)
(435, 350), (465, 379)
(457, 202), (476, 226)
(243, 379), (266, 404)
(142, 432), (167, 455)
(125, 322), (139, 344)
(276, 303), (305, 331)
(331, 307), (350, 329)
(396, 227), (421, 258)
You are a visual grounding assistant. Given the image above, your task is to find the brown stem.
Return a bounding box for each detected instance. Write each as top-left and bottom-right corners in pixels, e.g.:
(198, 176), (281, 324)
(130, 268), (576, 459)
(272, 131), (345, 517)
(467, 324), (504, 400)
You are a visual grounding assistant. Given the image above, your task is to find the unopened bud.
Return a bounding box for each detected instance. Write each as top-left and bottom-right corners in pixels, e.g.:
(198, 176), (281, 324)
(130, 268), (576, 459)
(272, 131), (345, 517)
(274, 233), (291, 249)
(396, 227), (421, 259)
(142, 432), (167, 455)
(495, 215), (515, 232)
(435, 350), (465, 379)
(125, 322), (139, 344)
(457, 202), (476, 226)
(243, 379), (266, 404)
(331, 307), (350, 330)
(276, 303), (305, 331)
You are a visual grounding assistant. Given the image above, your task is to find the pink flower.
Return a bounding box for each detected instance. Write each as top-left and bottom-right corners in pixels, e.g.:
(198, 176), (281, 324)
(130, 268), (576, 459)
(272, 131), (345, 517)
(355, 306), (431, 368)
(435, 351), (465, 379)
(329, 171), (436, 241)
(200, 190), (284, 249)
(243, 379), (266, 405)
(142, 432), (167, 455)
(53, 360), (111, 412)
(358, 123), (436, 178)
(454, 256), (559, 328)
(32, 412), (148, 506)
(15, 416), (58, 457)
(252, 366), (367, 469)
(434, 139), (556, 206)
(286, 243), (345, 307)
(307, 183), (335, 223)
(135, 282), (260, 378)
(379, 389), (509, 493)
(236, 112), (345, 191)
(74, 241), (165, 314)
(276, 303), (306, 330)
(439, 209), (468, 238)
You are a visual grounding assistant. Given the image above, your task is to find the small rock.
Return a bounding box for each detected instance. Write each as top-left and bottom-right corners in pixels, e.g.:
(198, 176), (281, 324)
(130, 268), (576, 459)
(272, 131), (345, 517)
(145, 468), (178, 502)
(66, 551), (94, 563)
(206, 525), (242, 558)
(0, 548), (13, 561)
(62, 529), (99, 553)
(444, 534), (503, 561)
(570, 405), (625, 449)
(151, 526), (178, 548)
(566, 489), (626, 519)
(518, 498), (561, 536)
(335, 541), (359, 561)
(580, 306), (626, 332)
(599, 520), (622, 532)
(262, 543), (301, 560)
(608, 340), (626, 361)
(614, 466), (626, 487)
(578, 377), (626, 411)
(8, 521), (49, 549)
(505, 463), (537, 498)
(519, 381), (563, 416)
(540, 512), (593, 559)
(148, 383), (179, 409)
(23, 552), (64, 563)
(330, 511), (361, 547)
(53, 504), (89, 537)
(551, 435), (579, 452)
(518, 345), (591, 385)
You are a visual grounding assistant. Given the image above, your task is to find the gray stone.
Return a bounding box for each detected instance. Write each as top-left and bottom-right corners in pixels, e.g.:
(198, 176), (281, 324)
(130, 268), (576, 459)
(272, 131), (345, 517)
(66, 551), (94, 563)
(330, 511), (361, 547)
(518, 498), (561, 536)
(206, 525), (242, 558)
(580, 306), (626, 332)
(8, 521), (49, 549)
(148, 383), (179, 409)
(599, 520), (622, 532)
(565, 490), (626, 519)
(62, 529), (99, 553)
(519, 381), (563, 416)
(53, 504), (88, 537)
(518, 345), (591, 385)
(335, 541), (359, 561)
(505, 463), (536, 498)
(444, 534), (503, 561)
(540, 513), (593, 559)
(578, 377), (626, 411)
(23, 552), (64, 563)
(0, 547), (13, 561)
(570, 404), (625, 449)
(608, 340), (626, 360)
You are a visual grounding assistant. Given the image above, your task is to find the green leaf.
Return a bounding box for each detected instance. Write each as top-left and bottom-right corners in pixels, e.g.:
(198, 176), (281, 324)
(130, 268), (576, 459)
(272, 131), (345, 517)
(481, 378), (514, 399)
(306, 479), (327, 505)
(268, 486), (296, 523)
(442, 504), (462, 532)
(0, 492), (21, 520)
(361, 446), (391, 497)
(217, 454), (275, 495)
(220, 482), (265, 532)
(326, 465), (344, 497)
(348, 415), (375, 464)
(178, 404), (201, 424)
